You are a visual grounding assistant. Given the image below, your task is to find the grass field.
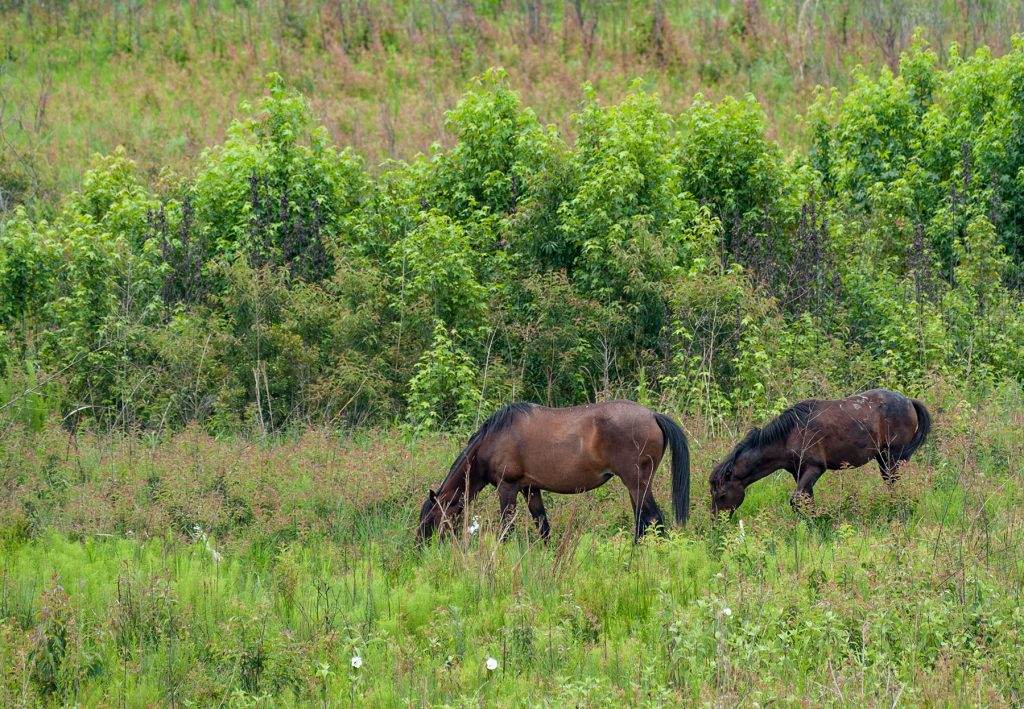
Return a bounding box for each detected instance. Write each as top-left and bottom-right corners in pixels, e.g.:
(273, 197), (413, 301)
(2, 380), (1022, 706)
(4, 0), (1024, 212)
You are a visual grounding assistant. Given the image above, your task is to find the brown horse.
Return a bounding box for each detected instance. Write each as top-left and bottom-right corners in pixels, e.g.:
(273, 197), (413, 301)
(417, 401), (690, 541)
(710, 389), (931, 515)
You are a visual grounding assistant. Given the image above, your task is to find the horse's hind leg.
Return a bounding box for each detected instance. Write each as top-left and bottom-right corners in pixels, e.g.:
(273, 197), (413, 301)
(522, 487), (551, 541)
(791, 464), (825, 512)
(622, 459), (666, 540)
(877, 450), (901, 489)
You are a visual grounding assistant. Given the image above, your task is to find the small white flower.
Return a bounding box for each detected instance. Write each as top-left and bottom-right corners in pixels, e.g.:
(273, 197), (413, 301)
(351, 655), (363, 669)
(485, 657), (498, 671)
(203, 536), (223, 563)
(722, 607), (732, 617)
(468, 517), (480, 535)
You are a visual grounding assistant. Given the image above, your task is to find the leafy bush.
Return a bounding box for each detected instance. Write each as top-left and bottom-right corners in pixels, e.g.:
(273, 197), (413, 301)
(2, 57), (1024, 434)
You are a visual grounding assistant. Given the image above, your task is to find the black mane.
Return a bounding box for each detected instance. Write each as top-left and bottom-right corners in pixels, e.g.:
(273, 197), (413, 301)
(715, 400), (817, 479)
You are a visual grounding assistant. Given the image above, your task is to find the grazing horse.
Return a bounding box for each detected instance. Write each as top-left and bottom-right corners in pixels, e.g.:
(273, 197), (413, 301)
(710, 389), (931, 515)
(417, 401), (690, 541)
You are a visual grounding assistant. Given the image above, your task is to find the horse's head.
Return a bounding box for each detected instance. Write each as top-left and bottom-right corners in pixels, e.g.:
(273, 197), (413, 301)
(417, 489), (462, 541)
(710, 459), (745, 516)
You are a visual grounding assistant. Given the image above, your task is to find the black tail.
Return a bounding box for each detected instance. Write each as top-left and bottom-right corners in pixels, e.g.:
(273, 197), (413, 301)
(902, 399), (932, 460)
(655, 413), (691, 525)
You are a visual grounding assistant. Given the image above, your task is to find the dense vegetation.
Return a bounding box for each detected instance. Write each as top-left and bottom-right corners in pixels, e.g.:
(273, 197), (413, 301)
(2, 32), (1024, 432)
(2, 2), (1024, 706)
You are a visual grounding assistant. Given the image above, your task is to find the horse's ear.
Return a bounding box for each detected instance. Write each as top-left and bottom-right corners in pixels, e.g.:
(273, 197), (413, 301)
(429, 489), (437, 502)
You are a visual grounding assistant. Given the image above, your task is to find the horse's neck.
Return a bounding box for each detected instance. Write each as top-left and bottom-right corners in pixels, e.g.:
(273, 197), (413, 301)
(440, 474), (468, 501)
(740, 446), (789, 486)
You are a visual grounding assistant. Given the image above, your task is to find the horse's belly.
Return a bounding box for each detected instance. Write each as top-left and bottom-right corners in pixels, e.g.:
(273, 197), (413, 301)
(523, 467), (611, 494)
(823, 446), (875, 470)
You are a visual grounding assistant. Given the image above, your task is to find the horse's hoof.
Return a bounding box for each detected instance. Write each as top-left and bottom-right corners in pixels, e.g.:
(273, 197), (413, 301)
(790, 493), (814, 514)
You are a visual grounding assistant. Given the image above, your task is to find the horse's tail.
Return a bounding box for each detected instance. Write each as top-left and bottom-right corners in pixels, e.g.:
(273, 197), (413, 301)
(655, 412), (691, 525)
(902, 399), (932, 461)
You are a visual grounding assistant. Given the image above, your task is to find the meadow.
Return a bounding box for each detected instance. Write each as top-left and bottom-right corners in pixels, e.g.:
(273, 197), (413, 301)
(1, 379), (1023, 706)
(4, 0), (1024, 213)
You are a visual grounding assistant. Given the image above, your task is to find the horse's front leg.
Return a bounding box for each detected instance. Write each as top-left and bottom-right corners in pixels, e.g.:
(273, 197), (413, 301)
(522, 487), (551, 541)
(496, 481), (520, 540)
(791, 464), (825, 512)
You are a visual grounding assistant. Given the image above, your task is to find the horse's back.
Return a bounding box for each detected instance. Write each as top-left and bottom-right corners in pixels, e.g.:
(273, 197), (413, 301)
(523, 400), (660, 451)
(844, 389), (916, 426)
(486, 400), (663, 493)
(823, 391), (921, 456)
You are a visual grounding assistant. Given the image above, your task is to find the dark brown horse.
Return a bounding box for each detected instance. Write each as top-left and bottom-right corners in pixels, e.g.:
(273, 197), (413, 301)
(710, 389), (931, 515)
(418, 401), (690, 541)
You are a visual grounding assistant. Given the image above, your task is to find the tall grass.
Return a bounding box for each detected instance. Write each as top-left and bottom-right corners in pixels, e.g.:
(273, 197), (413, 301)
(3, 0), (1024, 214)
(0, 360), (59, 433)
(1, 381), (1022, 705)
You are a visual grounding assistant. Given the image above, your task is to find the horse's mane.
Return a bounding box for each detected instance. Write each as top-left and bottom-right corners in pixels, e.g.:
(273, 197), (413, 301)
(436, 402), (536, 492)
(714, 400), (816, 481)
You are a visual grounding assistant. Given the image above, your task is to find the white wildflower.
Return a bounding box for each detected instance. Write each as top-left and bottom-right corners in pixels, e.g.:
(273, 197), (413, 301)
(351, 655), (363, 669)
(203, 535), (223, 563)
(468, 516), (480, 535)
(722, 607), (732, 618)
(485, 657), (498, 671)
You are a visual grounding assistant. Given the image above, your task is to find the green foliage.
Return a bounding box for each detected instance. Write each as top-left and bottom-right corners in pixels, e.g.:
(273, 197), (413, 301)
(561, 83), (692, 297)
(389, 211), (490, 330)
(676, 95), (793, 239)
(504, 271), (603, 406)
(0, 360), (59, 432)
(831, 67), (920, 206)
(67, 147), (159, 249)
(427, 68), (563, 222)
(192, 73), (368, 272)
(405, 322), (482, 433)
(2, 58), (1024, 433)
(0, 208), (59, 330)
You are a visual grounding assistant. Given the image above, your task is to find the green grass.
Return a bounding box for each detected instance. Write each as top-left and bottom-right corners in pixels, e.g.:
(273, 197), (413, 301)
(1, 383), (1023, 705)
